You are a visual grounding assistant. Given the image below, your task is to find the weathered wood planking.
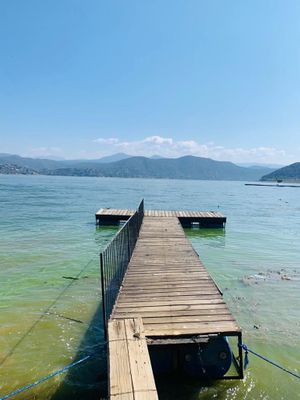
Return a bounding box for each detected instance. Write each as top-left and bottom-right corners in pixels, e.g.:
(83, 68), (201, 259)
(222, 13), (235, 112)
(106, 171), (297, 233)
(110, 216), (240, 338)
(107, 213), (242, 397)
(108, 318), (158, 400)
(96, 208), (226, 227)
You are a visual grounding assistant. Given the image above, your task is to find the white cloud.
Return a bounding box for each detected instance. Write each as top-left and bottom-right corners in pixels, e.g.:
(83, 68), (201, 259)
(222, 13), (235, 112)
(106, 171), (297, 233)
(93, 137), (119, 144)
(92, 135), (293, 164)
(144, 136), (173, 145)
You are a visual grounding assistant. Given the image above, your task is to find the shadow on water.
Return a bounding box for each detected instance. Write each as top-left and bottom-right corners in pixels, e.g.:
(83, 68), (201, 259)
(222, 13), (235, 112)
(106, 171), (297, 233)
(185, 228), (226, 249)
(94, 225), (120, 249)
(50, 303), (108, 400)
(155, 375), (237, 400)
(184, 227), (226, 239)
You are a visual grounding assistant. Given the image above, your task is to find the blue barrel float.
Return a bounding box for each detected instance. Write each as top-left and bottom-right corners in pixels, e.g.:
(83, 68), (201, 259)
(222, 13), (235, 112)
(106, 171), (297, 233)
(149, 336), (232, 379)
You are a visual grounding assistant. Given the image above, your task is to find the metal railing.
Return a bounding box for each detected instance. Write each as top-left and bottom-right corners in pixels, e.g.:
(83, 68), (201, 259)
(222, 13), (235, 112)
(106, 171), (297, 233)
(100, 200), (144, 336)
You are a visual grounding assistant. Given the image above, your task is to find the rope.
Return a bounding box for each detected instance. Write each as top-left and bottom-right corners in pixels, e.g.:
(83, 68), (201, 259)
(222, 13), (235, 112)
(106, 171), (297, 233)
(0, 355), (91, 400)
(240, 343), (300, 379)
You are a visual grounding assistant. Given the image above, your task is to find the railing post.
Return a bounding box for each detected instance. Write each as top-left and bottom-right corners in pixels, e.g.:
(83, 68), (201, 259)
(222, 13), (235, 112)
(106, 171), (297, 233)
(127, 223), (131, 262)
(100, 253), (107, 341)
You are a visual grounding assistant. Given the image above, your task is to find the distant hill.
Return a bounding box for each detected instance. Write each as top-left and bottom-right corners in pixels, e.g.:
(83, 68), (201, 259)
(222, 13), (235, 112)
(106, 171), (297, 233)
(0, 154), (67, 170)
(237, 162), (284, 169)
(0, 152), (132, 169)
(0, 153), (275, 181)
(0, 163), (38, 175)
(261, 162), (300, 182)
(96, 153), (132, 163)
(46, 155), (274, 181)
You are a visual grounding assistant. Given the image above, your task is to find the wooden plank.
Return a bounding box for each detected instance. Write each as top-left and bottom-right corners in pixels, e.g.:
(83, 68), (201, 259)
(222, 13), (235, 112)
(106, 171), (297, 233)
(143, 321), (239, 331)
(114, 305), (229, 316)
(123, 277), (211, 283)
(122, 279), (212, 285)
(120, 290), (218, 297)
(116, 298), (226, 308)
(113, 306), (229, 315)
(125, 268), (208, 273)
(118, 300), (227, 308)
(122, 282), (215, 290)
(125, 266), (208, 271)
(108, 320), (133, 398)
(123, 273), (211, 279)
(127, 267), (209, 272)
(119, 294), (220, 302)
(123, 277), (215, 283)
(122, 283), (219, 291)
(114, 315), (235, 323)
(119, 290), (220, 298)
(113, 309), (231, 318)
(127, 262), (208, 267)
(108, 318), (158, 399)
(142, 315), (235, 324)
(144, 325), (240, 337)
(124, 318), (158, 399)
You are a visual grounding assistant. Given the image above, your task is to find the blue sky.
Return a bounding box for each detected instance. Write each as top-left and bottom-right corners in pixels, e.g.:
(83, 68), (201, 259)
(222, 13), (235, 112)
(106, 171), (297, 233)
(1, 0), (300, 164)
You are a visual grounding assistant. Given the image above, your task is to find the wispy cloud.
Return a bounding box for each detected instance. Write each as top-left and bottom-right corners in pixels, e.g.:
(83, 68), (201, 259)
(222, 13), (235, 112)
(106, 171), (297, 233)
(93, 135), (291, 164)
(93, 138), (119, 145)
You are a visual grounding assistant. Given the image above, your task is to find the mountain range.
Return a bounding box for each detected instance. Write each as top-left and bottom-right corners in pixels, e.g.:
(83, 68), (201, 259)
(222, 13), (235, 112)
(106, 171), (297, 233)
(0, 153), (276, 181)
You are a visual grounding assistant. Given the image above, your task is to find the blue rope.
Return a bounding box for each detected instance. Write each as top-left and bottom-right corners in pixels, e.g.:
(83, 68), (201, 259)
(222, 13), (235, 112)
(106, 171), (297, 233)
(240, 343), (300, 379)
(243, 344), (249, 370)
(0, 355), (91, 400)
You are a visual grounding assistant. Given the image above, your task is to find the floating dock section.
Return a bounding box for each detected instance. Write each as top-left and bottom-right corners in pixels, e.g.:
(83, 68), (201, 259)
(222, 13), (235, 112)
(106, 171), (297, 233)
(96, 208), (226, 228)
(98, 202), (243, 399)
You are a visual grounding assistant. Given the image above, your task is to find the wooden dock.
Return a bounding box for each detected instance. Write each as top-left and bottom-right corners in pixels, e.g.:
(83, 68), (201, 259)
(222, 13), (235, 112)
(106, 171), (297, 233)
(96, 208), (226, 228)
(111, 216), (238, 336)
(101, 205), (242, 399)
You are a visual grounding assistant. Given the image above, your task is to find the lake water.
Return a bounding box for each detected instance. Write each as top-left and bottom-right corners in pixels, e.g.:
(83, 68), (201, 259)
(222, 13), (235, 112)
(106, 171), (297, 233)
(0, 175), (299, 400)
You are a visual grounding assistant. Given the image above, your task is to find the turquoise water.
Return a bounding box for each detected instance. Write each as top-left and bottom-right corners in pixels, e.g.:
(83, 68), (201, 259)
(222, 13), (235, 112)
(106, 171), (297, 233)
(0, 175), (299, 399)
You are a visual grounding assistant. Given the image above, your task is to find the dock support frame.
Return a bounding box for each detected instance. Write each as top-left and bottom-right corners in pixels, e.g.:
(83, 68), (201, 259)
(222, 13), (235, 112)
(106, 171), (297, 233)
(147, 331), (244, 380)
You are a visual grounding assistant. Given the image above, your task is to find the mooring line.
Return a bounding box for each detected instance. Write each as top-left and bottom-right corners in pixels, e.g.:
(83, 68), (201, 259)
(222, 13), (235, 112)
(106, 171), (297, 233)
(240, 343), (300, 379)
(0, 355), (91, 400)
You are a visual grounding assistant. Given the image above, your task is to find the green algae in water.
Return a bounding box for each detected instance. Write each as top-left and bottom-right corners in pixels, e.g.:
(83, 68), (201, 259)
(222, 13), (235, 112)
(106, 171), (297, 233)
(0, 175), (300, 399)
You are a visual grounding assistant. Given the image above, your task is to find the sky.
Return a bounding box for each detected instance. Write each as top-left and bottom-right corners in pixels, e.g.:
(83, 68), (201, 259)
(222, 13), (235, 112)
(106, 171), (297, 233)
(1, 0), (300, 165)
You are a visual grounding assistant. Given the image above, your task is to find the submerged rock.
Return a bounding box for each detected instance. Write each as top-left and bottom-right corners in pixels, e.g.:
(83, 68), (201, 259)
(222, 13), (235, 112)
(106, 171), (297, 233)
(241, 269), (295, 285)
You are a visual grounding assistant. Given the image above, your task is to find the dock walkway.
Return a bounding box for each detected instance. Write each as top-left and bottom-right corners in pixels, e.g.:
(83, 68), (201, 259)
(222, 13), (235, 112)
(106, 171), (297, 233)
(104, 209), (242, 398)
(111, 216), (239, 336)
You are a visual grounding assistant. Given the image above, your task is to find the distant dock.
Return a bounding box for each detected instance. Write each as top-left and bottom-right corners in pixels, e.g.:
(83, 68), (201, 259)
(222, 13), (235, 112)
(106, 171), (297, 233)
(98, 202), (243, 399)
(96, 208), (226, 228)
(245, 183), (300, 188)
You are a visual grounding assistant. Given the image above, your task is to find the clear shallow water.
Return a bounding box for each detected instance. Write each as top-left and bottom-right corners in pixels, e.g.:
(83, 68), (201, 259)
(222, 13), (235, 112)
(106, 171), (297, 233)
(0, 175), (299, 399)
